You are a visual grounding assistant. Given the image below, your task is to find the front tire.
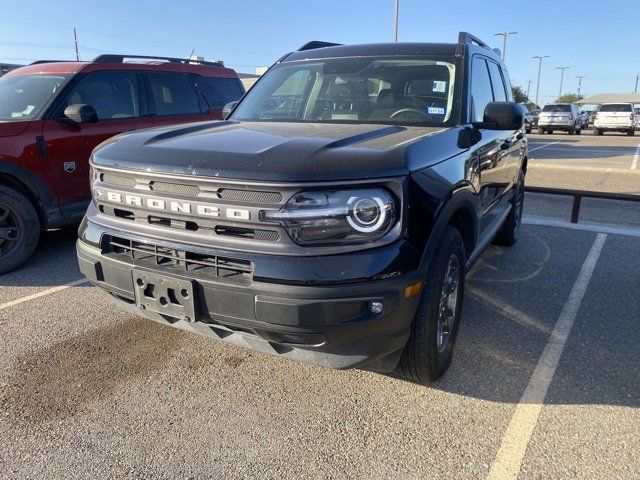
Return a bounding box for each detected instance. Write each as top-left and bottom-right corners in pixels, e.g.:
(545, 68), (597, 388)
(396, 226), (465, 383)
(627, 129), (635, 136)
(494, 169), (525, 247)
(0, 185), (40, 274)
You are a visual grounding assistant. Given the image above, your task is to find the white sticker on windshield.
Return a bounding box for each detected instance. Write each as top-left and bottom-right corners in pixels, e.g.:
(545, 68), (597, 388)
(432, 81), (446, 93)
(427, 106), (446, 115)
(22, 105), (35, 115)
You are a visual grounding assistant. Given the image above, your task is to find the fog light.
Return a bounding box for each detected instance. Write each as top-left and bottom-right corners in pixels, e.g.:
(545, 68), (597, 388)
(368, 301), (384, 314)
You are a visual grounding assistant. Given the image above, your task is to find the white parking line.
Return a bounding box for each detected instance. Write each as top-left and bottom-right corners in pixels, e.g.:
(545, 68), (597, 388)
(524, 216), (640, 237)
(0, 278), (88, 311)
(528, 140), (562, 153)
(487, 233), (607, 480)
(631, 142), (640, 170)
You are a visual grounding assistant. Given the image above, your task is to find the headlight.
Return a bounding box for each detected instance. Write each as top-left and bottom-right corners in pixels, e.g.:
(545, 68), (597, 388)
(261, 188), (396, 245)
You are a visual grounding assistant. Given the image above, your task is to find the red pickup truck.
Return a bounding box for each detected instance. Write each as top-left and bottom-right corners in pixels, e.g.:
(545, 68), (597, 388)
(0, 55), (244, 273)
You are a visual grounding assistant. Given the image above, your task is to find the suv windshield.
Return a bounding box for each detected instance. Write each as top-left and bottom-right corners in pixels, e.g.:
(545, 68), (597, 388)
(0, 74), (68, 121)
(542, 104), (571, 113)
(599, 104), (632, 112)
(231, 57), (459, 127)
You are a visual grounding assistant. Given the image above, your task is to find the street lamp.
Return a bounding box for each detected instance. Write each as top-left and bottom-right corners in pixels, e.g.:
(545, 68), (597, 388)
(393, 0), (399, 42)
(576, 75), (586, 98)
(532, 55), (550, 107)
(494, 32), (517, 62)
(556, 66), (571, 98)
(635, 74), (639, 94)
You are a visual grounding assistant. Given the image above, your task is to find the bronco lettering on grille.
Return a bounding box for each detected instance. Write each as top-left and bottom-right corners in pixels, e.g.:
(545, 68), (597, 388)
(93, 188), (253, 220)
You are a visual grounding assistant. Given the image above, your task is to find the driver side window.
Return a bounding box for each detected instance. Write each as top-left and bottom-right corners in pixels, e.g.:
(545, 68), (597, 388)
(63, 71), (141, 120)
(470, 58), (494, 123)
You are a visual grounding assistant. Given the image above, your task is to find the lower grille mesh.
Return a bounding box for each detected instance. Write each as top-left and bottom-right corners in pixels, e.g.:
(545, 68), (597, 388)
(104, 236), (253, 280)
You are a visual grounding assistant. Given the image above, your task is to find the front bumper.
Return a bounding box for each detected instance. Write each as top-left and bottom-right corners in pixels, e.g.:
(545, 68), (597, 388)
(77, 238), (423, 370)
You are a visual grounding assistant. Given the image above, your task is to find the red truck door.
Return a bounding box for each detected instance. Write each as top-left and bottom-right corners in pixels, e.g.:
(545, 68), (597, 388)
(42, 70), (152, 208)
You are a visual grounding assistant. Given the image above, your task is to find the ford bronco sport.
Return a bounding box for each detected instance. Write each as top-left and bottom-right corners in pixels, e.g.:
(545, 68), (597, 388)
(77, 33), (527, 382)
(0, 55), (243, 274)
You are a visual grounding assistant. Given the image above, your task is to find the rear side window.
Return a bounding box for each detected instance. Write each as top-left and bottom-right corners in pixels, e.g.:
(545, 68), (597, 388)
(147, 72), (201, 116)
(195, 76), (244, 109)
(470, 58), (494, 122)
(599, 104), (632, 112)
(542, 104), (571, 112)
(487, 61), (507, 102)
(65, 71), (140, 120)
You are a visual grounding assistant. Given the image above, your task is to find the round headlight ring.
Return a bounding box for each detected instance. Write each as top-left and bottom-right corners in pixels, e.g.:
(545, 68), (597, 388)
(347, 196), (388, 233)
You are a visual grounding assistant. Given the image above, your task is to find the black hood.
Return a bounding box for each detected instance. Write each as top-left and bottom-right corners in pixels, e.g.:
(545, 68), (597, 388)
(92, 120), (460, 182)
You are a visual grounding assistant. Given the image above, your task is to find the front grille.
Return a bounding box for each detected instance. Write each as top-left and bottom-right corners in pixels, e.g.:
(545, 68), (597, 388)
(104, 235), (253, 281)
(101, 173), (136, 188)
(150, 181), (200, 196)
(218, 189), (283, 204)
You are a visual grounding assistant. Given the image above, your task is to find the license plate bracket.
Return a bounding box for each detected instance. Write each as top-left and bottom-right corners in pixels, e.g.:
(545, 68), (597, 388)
(132, 270), (195, 322)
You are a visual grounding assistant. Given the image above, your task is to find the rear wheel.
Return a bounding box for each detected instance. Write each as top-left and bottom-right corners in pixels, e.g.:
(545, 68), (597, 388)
(494, 169), (525, 246)
(568, 126), (575, 135)
(627, 129), (635, 136)
(0, 186), (40, 275)
(396, 226), (465, 383)
(594, 128), (603, 135)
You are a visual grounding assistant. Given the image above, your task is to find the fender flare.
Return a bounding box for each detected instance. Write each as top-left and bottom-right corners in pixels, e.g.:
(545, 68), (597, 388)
(0, 160), (60, 227)
(418, 186), (479, 273)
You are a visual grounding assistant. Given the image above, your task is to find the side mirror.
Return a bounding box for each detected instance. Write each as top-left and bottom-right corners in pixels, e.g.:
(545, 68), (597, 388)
(474, 102), (523, 131)
(222, 101), (238, 120)
(63, 104), (98, 124)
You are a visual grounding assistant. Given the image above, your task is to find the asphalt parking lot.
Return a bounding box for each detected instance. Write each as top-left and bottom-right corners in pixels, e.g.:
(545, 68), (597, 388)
(1, 134), (639, 479)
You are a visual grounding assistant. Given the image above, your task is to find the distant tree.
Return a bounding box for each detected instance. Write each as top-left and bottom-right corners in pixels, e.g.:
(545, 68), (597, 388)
(511, 85), (529, 104)
(555, 93), (583, 103)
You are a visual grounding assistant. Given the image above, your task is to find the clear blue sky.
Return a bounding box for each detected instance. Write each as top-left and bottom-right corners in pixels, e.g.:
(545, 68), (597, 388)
(1, 0), (638, 105)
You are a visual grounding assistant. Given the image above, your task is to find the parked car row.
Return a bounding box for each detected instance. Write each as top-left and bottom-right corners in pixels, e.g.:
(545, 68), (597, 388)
(535, 102), (636, 136)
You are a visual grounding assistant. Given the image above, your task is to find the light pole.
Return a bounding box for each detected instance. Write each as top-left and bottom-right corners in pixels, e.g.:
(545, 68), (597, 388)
(494, 31), (517, 62)
(556, 66), (570, 98)
(576, 75), (586, 98)
(526, 80), (532, 98)
(393, 0), (399, 42)
(635, 74), (639, 94)
(532, 55), (550, 107)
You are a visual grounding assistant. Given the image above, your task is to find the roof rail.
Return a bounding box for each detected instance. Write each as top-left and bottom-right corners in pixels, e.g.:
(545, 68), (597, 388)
(457, 32), (490, 49)
(91, 54), (224, 67)
(30, 60), (68, 65)
(297, 41), (342, 52)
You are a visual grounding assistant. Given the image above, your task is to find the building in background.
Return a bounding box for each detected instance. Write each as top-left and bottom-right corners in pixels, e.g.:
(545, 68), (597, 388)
(238, 66), (267, 90)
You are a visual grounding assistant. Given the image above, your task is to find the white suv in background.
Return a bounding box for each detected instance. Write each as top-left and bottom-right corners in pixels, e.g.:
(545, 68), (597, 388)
(593, 103), (636, 136)
(537, 103), (582, 135)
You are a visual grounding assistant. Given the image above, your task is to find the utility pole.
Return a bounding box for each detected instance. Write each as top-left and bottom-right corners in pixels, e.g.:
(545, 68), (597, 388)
(576, 75), (586, 98)
(494, 31), (517, 62)
(73, 27), (79, 61)
(393, 0), (399, 42)
(532, 55), (550, 107)
(556, 66), (571, 98)
(635, 74), (639, 94)
(526, 80), (532, 98)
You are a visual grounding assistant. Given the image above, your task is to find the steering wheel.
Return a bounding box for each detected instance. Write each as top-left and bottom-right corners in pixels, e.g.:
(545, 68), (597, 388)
(389, 108), (429, 120)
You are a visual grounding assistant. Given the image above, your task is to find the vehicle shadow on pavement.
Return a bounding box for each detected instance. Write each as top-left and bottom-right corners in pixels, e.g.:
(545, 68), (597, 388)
(529, 138), (638, 160)
(0, 317), (184, 426)
(1, 225), (85, 287)
(429, 229), (640, 409)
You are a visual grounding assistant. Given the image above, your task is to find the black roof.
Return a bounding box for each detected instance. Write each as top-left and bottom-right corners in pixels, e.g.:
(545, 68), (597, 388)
(284, 32), (503, 64)
(285, 43), (460, 62)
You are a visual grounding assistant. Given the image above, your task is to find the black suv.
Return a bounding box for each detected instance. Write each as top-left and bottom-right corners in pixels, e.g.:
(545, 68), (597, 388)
(77, 33), (527, 383)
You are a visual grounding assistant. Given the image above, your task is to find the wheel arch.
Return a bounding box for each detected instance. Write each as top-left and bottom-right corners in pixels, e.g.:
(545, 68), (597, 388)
(419, 187), (479, 273)
(0, 161), (59, 229)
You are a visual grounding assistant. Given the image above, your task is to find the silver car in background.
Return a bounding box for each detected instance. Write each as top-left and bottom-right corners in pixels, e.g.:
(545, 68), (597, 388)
(537, 103), (582, 135)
